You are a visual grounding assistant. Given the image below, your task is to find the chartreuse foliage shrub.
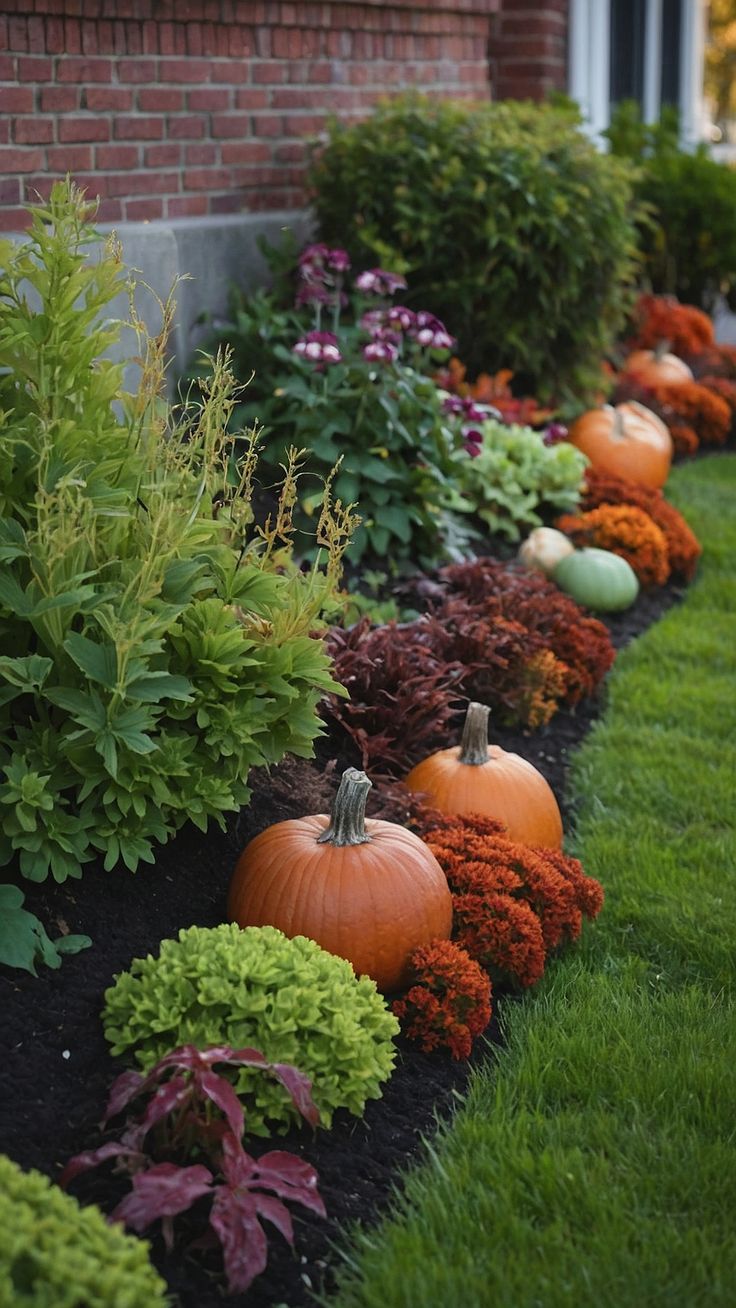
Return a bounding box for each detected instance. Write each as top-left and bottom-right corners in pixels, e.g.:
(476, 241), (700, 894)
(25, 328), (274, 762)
(310, 95), (639, 397)
(103, 923), (400, 1135)
(606, 101), (736, 310)
(0, 184), (351, 925)
(0, 1153), (166, 1308)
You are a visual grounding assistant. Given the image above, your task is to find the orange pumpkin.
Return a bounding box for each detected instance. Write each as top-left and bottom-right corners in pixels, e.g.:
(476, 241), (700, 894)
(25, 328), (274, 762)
(228, 767), (452, 993)
(568, 401), (673, 489)
(624, 344), (694, 386)
(405, 702), (563, 849)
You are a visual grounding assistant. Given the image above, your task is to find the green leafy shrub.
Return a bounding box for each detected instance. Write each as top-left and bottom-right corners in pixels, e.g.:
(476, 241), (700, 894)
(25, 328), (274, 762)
(102, 923), (399, 1135)
(449, 418), (587, 540)
(606, 101), (736, 310)
(0, 183), (352, 901)
(0, 885), (90, 975)
(309, 95), (639, 398)
(0, 1153), (167, 1308)
(193, 248), (473, 565)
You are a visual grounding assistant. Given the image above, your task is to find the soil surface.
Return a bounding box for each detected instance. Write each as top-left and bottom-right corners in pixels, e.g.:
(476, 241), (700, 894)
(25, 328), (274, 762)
(0, 569), (684, 1308)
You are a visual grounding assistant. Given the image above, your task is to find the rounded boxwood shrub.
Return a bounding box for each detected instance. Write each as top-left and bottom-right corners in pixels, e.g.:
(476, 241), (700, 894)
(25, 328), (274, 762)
(310, 95), (639, 398)
(103, 923), (400, 1135)
(0, 1153), (166, 1308)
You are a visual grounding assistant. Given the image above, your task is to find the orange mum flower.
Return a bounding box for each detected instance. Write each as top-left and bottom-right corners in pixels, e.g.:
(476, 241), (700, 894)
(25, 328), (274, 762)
(557, 504), (670, 587)
(581, 469), (702, 581)
(649, 380), (731, 447)
(421, 813), (605, 989)
(627, 293), (714, 358)
(392, 938), (492, 1060)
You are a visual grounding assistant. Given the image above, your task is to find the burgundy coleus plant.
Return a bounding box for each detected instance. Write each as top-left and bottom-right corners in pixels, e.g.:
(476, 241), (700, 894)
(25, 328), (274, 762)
(60, 1044), (325, 1296)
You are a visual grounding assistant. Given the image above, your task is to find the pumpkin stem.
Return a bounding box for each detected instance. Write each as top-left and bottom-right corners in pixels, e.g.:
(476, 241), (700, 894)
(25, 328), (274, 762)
(458, 701), (491, 766)
(317, 767), (373, 846)
(611, 407), (627, 441)
(654, 339), (671, 360)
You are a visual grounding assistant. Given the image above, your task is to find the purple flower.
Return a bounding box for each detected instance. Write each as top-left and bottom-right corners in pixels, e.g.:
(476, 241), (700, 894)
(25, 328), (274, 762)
(360, 308), (388, 335)
(387, 305), (417, 333)
(355, 268), (408, 296)
(298, 243), (351, 286)
(462, 426), (484, 456)
(442, 394), (490, 423)
(295, 282), (334, 309)
(542, 422), (569, 447)
(411, 311), (456, 351)
(364, 339), (399, 363)
(293, 330), (342, 366)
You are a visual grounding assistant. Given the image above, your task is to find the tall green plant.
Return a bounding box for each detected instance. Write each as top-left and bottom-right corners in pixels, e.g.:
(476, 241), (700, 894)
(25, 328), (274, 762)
(605, 101), (736, 310)
(0, 184), (353, 914)
(309, 95), (640, 400)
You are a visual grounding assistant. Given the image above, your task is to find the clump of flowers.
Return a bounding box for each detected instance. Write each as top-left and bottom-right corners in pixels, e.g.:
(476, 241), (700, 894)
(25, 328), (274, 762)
(557, 504), (670, 587)
(437, 358), (553, 427)
(424, 813), (604, 956)
(392, 939), (492, 1059)
(436, 559), (616, 704)
(627, 293), (714, 358)
(689, 343), (736, 381)
(581, 468), (702, 581)
(698, 374), (736, 416)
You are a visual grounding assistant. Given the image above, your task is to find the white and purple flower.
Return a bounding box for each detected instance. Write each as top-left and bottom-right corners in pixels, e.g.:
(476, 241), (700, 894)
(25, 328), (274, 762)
(355, 267), (408, 297)
(298, 243), (351, 286)
(292, 330), (343, 366)
(411, 311), (455, 351)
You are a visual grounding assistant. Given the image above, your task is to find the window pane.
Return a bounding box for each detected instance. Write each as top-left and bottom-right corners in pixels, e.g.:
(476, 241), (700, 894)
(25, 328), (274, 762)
(610, 0), (648, 107)
(660, 0), (683, 108)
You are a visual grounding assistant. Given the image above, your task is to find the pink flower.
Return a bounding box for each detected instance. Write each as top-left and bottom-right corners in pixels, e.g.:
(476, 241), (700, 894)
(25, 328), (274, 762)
(542, 422), (569, 447)
(355, 268), (408, 296)
(442, 394), (489, 423)
(293, 330), (342, 366)
(364, 338), (399, 363)
(387, 305), (417, 333)
(360, 308), (388, 335)
(412, 311), (455, 351)
(298, 243), (351, 285)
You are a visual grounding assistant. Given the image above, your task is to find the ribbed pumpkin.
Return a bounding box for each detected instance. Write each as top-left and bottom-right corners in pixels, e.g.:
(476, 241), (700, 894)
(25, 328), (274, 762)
(568, 401), (672, 489)
(624, 343), (694, 386)
(228, 768), (452, 993)
(405, 702), (563, 849)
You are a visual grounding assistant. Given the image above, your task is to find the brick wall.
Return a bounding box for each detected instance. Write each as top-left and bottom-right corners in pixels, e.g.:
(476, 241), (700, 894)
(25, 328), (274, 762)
(490, 0), (569, 102)
(0, 0), (498, 232)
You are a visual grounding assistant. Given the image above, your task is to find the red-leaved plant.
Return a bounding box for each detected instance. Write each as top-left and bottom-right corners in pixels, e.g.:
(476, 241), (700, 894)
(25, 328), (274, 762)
(60, 1045), (325, 1296)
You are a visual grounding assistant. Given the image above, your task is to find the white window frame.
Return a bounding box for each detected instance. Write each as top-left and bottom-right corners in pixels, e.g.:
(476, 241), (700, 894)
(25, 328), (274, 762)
(569, 0), (707, 147)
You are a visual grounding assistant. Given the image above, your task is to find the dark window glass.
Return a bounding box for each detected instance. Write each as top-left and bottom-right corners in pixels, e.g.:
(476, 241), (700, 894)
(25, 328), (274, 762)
(660, 0), (682, 108)
(610, 0), (647, 108)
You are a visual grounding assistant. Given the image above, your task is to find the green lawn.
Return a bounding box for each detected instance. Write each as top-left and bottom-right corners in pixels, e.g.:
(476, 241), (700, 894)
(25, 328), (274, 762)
(326, 455), (736, 1308)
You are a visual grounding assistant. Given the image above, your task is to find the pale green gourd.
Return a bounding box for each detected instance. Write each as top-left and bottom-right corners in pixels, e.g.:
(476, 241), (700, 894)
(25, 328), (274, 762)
(553, 548), (639, 612)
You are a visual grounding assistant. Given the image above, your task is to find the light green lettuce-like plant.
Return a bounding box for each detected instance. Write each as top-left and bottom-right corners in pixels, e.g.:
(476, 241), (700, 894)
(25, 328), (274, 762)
(449, 419), (588, 541)
(0, 1153), (167, 1307)
(103, 923), (400, 1135)
(0, 183), (355, 935)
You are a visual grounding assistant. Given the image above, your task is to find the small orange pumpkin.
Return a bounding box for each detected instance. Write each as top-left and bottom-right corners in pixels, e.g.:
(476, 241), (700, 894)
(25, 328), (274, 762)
(624, 342), (694, 386)
(567, 401), (673, 489)
(405, 702), (563, 849)
(228, 768), (452, 993)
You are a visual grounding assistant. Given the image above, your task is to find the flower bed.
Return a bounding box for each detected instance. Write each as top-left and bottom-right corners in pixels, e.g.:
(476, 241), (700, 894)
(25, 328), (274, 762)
(1, 189), (731, 1308)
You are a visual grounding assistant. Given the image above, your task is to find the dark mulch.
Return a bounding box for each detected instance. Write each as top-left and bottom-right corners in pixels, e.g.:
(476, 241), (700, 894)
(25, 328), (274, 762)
(0, 573), (684, 1308)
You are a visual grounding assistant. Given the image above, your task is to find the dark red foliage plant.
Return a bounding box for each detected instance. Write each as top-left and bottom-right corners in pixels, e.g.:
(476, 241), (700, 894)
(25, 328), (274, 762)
(437, 559), (616, 705)
(60, 1045), (324, 1297)
(392, 938), (493, 1060)
(323, 616), (465, 775)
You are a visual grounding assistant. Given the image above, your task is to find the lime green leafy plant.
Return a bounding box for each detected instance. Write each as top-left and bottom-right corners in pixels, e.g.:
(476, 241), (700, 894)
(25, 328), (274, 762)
(0, 184), (354, 924)
(449, 419), (588, 541)
(0, 1153), (167, 1308)
(310, 95), (639, 399)
(103, 923), (400, 1135)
